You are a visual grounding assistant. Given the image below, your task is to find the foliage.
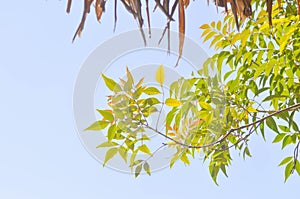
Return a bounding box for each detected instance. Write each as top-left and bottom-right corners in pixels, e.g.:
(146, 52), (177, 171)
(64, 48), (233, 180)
(199, 0), (300, 182)
(84, 0), (300, 184)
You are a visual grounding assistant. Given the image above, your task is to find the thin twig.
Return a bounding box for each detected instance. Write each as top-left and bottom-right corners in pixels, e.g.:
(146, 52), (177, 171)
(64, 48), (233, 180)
(144, 102), (300, 149)
(291, 140), (300, 174)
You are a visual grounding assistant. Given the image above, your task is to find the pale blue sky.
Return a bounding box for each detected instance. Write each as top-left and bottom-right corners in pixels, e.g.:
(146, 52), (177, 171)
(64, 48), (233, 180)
(0, 1), (299, 199)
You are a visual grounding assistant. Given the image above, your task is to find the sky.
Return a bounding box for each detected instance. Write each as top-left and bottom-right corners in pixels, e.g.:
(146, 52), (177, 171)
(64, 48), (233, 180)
(0, 1), (299, 199)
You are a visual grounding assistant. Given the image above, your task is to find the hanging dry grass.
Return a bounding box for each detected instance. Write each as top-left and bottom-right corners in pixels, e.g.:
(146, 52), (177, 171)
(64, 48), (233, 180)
(66, 0), (292, 65)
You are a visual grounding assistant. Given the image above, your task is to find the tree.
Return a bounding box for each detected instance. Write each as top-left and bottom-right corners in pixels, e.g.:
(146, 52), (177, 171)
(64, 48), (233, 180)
(73, 0), (300, 184)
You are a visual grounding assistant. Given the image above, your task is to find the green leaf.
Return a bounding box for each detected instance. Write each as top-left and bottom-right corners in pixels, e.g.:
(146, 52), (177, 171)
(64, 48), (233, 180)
(135, 164), (143, 178)
(224, 70), (235, 81)
(126, 66), (134, 85)
(156, 65), (165, 86)
(278, 156), (293, 166)
(102, 74), (122, 92)
(199, 102), (212, 111)
(130, 160), (143, 167)
(260, 121), (266, 141)
(247, 107), (257, 113)
(278, 125), (290, 133)
(243, 147), (252, 159)
(129, 150), (138, 171)
(97, 109), (114, 122)
(103, 148), (118, 166)
(107, 124), (117, 141)
(85, 120), (110, 131)
(118, 146), (128, 163)
(143, 87), (161, 95)
(266, 117), (279, 133)
(96, 141), (119, 148)
(146, 98), (160, 105)
(166, 108), (177, 128)
(138, 144), (152, 155)
(296, 160), (300, 176)
(290, 120), (299, 132)
(170, 153), (180, 168)
(209, 163), (219, 185)
(220, 164), (228, 177)
(282, 135), (293, 149)
(165, 98), (181, 107)
(143, 162), (151, 176)
(180, 154), (190, 165)
(284, 161), (294, 182)
(273, 133), (285, 143)
(133, 86), (144, 99)
(263, 95), (288, 102)
(203, 31), (216, 42)
(135, 78), (144, 88)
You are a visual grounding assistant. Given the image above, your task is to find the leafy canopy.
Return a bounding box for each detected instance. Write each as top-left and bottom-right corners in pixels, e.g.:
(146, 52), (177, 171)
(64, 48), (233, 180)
(84, 0), (300, 184)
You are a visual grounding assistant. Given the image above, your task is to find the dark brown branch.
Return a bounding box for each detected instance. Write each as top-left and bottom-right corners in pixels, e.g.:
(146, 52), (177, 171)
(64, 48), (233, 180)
(144, 102), (300, 149)
(66, 0), (72, 13)
(154, 0), (175, 21)
(72, 0), (94, 42)
(114, 0), (117, 32)
(145, 0), (151, 37)
(158, 0), (178, 45)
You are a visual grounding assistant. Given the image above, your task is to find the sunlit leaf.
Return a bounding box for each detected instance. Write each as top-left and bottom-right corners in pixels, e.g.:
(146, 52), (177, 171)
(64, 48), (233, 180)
(138, 144), (152, 155)
(103, 148), (118, 166)
(85, 121), (110, 131)
(156, 65), (165, 86)
(284, 161), (294, 182)
(102, 74), (122, 92)
(278, 156), (293, 166)
(266, 117), (279, 133)
(96, 141), (119, 148)
(97, 109), (114, 122)
(165, 98), (181, 107)
(143, 87), (161, 95)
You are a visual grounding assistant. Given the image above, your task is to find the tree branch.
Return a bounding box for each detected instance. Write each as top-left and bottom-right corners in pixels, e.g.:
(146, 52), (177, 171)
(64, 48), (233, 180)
(144, 102), (300, 149)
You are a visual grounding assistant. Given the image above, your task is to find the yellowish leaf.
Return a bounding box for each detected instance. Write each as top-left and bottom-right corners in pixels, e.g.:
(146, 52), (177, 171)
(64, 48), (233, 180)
(156, 65), (165, 86)
(165, 98), (181, 107)
(247, 107), (257, 113)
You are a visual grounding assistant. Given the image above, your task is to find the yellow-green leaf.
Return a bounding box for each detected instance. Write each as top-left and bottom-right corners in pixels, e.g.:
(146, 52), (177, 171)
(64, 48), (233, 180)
(284, 161), (294, 182)
(126, 66), (134, 85)
(102, 74), (122, 92)
(107, 124), (117, 140)
(180, 154), (190, 165)
(247, 107), (257, 113)
(103, 148), (118, 166)
(97, 109), (114, 121)
(138, 144), (152, 155)
(143, 162), (151, 176)
(165, 98), (181, 107)
(135, 164), (143, 178)
(143, 87), (161, 95)
(119, 146), (128, 163)
(199, 102), (212, 110)
(96, 141), (118, 148)
(85, 121), (110, 131)
(156, 65), (165, 86)
(278, 156), (293, 166)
